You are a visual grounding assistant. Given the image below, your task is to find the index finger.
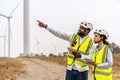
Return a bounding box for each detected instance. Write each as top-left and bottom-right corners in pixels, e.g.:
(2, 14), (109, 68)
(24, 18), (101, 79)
(36, 20), (40, 22)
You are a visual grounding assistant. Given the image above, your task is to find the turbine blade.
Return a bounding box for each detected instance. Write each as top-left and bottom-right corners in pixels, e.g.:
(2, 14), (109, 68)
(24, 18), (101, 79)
(33, 33), (38, 42)
(0, 14), (7, 18)
(9, 2), (20, 16)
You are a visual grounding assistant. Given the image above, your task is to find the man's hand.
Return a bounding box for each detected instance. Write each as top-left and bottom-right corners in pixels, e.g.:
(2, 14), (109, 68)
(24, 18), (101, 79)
(36, 20), (47, 28)
(72, 51), (81, 58)
(67, 47), (81, 58)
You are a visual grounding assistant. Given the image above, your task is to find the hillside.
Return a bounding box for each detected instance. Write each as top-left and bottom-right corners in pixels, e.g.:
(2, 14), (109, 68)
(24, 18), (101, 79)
(0, 54), (120, 80)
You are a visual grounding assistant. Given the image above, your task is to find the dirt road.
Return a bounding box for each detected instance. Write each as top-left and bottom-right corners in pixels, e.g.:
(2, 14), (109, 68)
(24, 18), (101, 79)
(17, 58), (92, 80)
(17, 58), (66, 80)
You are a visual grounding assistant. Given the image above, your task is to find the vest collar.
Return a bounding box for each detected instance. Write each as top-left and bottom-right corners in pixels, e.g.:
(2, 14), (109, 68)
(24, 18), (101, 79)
(96, 44), (104, 51)
(80, 35), (89, 40)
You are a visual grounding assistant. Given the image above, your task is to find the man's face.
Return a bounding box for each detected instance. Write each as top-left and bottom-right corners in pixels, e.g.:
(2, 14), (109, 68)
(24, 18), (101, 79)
(77, 26), (87, 37)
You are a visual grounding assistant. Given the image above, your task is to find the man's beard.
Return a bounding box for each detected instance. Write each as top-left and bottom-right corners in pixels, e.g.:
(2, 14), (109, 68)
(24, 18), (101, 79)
(77, 32), (85, 37)
(94, 41), (98, 44)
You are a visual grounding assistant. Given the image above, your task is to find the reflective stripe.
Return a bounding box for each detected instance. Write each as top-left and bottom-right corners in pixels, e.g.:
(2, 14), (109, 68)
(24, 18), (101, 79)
(94, 71), (112, 76)
(67, 55), (74, 59)
(85, 39), (93, 55)
(102, 46), (108, 63)
(67, 55), (86, 64)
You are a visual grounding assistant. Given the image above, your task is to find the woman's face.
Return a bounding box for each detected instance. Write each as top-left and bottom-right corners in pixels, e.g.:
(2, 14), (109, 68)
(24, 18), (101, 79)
(94, 33), (102, 43)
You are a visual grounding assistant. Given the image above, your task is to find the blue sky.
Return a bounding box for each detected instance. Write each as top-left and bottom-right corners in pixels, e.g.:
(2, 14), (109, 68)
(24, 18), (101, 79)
(0, 0), (120, 57)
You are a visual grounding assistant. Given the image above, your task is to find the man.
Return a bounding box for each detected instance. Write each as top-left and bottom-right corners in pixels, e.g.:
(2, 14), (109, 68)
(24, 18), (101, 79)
(36, 20), (94, 80)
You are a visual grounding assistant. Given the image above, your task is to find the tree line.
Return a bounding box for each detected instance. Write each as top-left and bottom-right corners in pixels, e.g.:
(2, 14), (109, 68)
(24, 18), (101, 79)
(19, 42), (120, 57)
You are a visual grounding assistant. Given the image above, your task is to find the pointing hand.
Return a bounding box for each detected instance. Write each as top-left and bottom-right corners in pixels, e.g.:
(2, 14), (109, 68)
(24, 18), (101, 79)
(36, 20), (47, 28)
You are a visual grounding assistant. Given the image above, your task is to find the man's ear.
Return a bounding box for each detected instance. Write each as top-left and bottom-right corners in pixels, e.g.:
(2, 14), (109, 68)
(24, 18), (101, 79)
(86, 29), (90, 34)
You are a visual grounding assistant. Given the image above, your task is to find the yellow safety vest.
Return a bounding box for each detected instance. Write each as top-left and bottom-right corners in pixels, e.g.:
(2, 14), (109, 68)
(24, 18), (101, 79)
(67, 33), (93, 67)
(92, 44), (112, 80)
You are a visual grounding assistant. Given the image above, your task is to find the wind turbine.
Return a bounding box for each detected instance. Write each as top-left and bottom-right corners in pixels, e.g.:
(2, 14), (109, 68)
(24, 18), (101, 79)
(0, 35), (7, 57)
(51, 41), (57, 55)
(34, 34), (41, 55)
(0, 26), (7, 57)
(0, 2), (20, 57)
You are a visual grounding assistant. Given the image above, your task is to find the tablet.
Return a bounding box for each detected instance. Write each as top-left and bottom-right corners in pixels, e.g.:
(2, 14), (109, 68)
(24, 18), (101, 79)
(67, 47), (81, 58)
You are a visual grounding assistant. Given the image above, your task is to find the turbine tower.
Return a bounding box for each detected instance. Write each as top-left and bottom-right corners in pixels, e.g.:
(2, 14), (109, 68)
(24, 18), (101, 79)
(0, 36), (7, 57)
(34, 34), (40, 55)
(23, 0), (30, 56)
(51, 42), (57, 55)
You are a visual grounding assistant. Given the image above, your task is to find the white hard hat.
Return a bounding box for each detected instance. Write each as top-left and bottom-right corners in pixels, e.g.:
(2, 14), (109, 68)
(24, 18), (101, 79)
(80, 21), (93, 30)
(94, 29), (109, 39)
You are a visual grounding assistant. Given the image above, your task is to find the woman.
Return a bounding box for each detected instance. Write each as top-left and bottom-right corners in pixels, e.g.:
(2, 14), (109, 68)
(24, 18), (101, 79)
(88, 29), (113, 80)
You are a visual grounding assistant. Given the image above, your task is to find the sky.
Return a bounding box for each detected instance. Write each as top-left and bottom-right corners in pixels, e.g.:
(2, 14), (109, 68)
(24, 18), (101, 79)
(0, 0), (120, 57)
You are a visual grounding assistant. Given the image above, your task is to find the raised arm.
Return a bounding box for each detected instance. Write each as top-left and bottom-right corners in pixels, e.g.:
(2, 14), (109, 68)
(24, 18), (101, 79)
(36, 20), (72, 42)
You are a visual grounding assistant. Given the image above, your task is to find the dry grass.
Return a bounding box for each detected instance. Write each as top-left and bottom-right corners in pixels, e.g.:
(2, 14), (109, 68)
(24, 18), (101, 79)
(31, 56), (67, 65)
(0, 53), (119, 80)
(0, 57), (26, 80)
(31, 54), (120, 80)
(113, 53), (120, 80)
